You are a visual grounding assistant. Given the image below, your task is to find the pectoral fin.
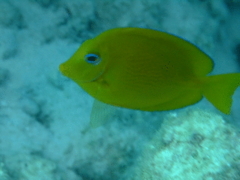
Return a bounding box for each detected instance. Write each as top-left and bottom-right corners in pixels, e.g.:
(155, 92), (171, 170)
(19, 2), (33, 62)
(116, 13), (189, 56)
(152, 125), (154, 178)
(90, 99), (116, 128)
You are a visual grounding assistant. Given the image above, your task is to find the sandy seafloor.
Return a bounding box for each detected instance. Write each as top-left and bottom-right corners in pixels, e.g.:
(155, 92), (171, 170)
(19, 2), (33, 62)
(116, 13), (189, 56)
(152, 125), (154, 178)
(0, 0), (240, 180)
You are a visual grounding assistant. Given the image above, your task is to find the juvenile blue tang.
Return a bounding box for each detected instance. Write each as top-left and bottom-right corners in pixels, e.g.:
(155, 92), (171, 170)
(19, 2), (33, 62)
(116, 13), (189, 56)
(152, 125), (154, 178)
(60, 27), (240, 125)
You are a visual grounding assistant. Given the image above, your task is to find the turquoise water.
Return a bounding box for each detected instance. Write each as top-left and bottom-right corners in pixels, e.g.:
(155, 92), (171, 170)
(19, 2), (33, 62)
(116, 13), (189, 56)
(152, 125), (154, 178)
(0, 0), (239, 179)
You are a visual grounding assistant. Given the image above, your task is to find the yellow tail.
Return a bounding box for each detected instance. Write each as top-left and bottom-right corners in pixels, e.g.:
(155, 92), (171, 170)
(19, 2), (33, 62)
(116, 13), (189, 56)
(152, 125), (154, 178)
(202, 73), (240, 114)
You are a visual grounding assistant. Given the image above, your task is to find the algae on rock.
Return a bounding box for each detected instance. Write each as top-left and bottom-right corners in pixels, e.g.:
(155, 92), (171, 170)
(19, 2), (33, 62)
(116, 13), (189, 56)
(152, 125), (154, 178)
(133, 109), (240, 180)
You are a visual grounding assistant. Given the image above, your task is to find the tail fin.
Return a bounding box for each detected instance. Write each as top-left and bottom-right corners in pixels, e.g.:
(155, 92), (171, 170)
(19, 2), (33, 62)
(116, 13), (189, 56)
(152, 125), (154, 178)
(202, 73), (240, 114)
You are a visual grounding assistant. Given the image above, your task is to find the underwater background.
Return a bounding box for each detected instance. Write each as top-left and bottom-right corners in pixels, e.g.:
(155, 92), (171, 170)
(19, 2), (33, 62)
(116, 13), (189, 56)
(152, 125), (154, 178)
(0, 0), (240, 179)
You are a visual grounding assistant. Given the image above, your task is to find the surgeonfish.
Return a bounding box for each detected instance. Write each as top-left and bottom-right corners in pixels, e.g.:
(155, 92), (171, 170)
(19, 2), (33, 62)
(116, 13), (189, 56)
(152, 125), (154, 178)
(60, 27), (240, 126)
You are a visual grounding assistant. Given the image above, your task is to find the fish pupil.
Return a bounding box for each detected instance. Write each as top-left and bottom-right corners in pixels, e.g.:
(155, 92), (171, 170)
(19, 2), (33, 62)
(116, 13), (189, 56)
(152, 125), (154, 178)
(88, 56), (97, 61)
(85, 54), (101, 65)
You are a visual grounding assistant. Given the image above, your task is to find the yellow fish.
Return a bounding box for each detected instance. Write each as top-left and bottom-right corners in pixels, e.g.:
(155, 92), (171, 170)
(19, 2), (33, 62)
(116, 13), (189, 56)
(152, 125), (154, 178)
(60, 27), (240, 125)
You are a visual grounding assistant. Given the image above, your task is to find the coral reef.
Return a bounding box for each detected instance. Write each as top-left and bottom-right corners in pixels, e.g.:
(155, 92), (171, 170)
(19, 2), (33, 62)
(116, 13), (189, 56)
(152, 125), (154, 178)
(4, 154), (83, 180)
(133, 109), (240, 180)
(0, 162), (10, 180)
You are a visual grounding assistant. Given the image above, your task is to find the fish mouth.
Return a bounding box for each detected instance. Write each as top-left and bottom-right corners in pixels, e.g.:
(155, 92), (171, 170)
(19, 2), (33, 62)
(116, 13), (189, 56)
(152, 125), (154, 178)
(59, 63), (104, 83)
(59, 63), (68, 76)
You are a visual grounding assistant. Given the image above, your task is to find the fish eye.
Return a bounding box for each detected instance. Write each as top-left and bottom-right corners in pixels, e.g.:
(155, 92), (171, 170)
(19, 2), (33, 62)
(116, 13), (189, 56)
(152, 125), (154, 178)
(84, 54), (101, 65)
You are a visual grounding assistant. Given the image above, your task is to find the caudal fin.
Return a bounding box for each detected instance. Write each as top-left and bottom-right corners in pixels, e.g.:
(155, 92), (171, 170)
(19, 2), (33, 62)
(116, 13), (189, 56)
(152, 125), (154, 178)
(202, 73), (240, 114)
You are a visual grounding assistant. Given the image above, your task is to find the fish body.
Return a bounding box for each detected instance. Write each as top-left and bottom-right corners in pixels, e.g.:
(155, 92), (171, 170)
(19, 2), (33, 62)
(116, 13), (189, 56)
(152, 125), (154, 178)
(60, 27), (240, 115)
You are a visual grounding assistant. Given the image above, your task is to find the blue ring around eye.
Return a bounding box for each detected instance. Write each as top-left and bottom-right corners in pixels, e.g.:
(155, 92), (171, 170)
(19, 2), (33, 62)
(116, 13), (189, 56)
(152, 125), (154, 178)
(84, 54), (101, 65)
